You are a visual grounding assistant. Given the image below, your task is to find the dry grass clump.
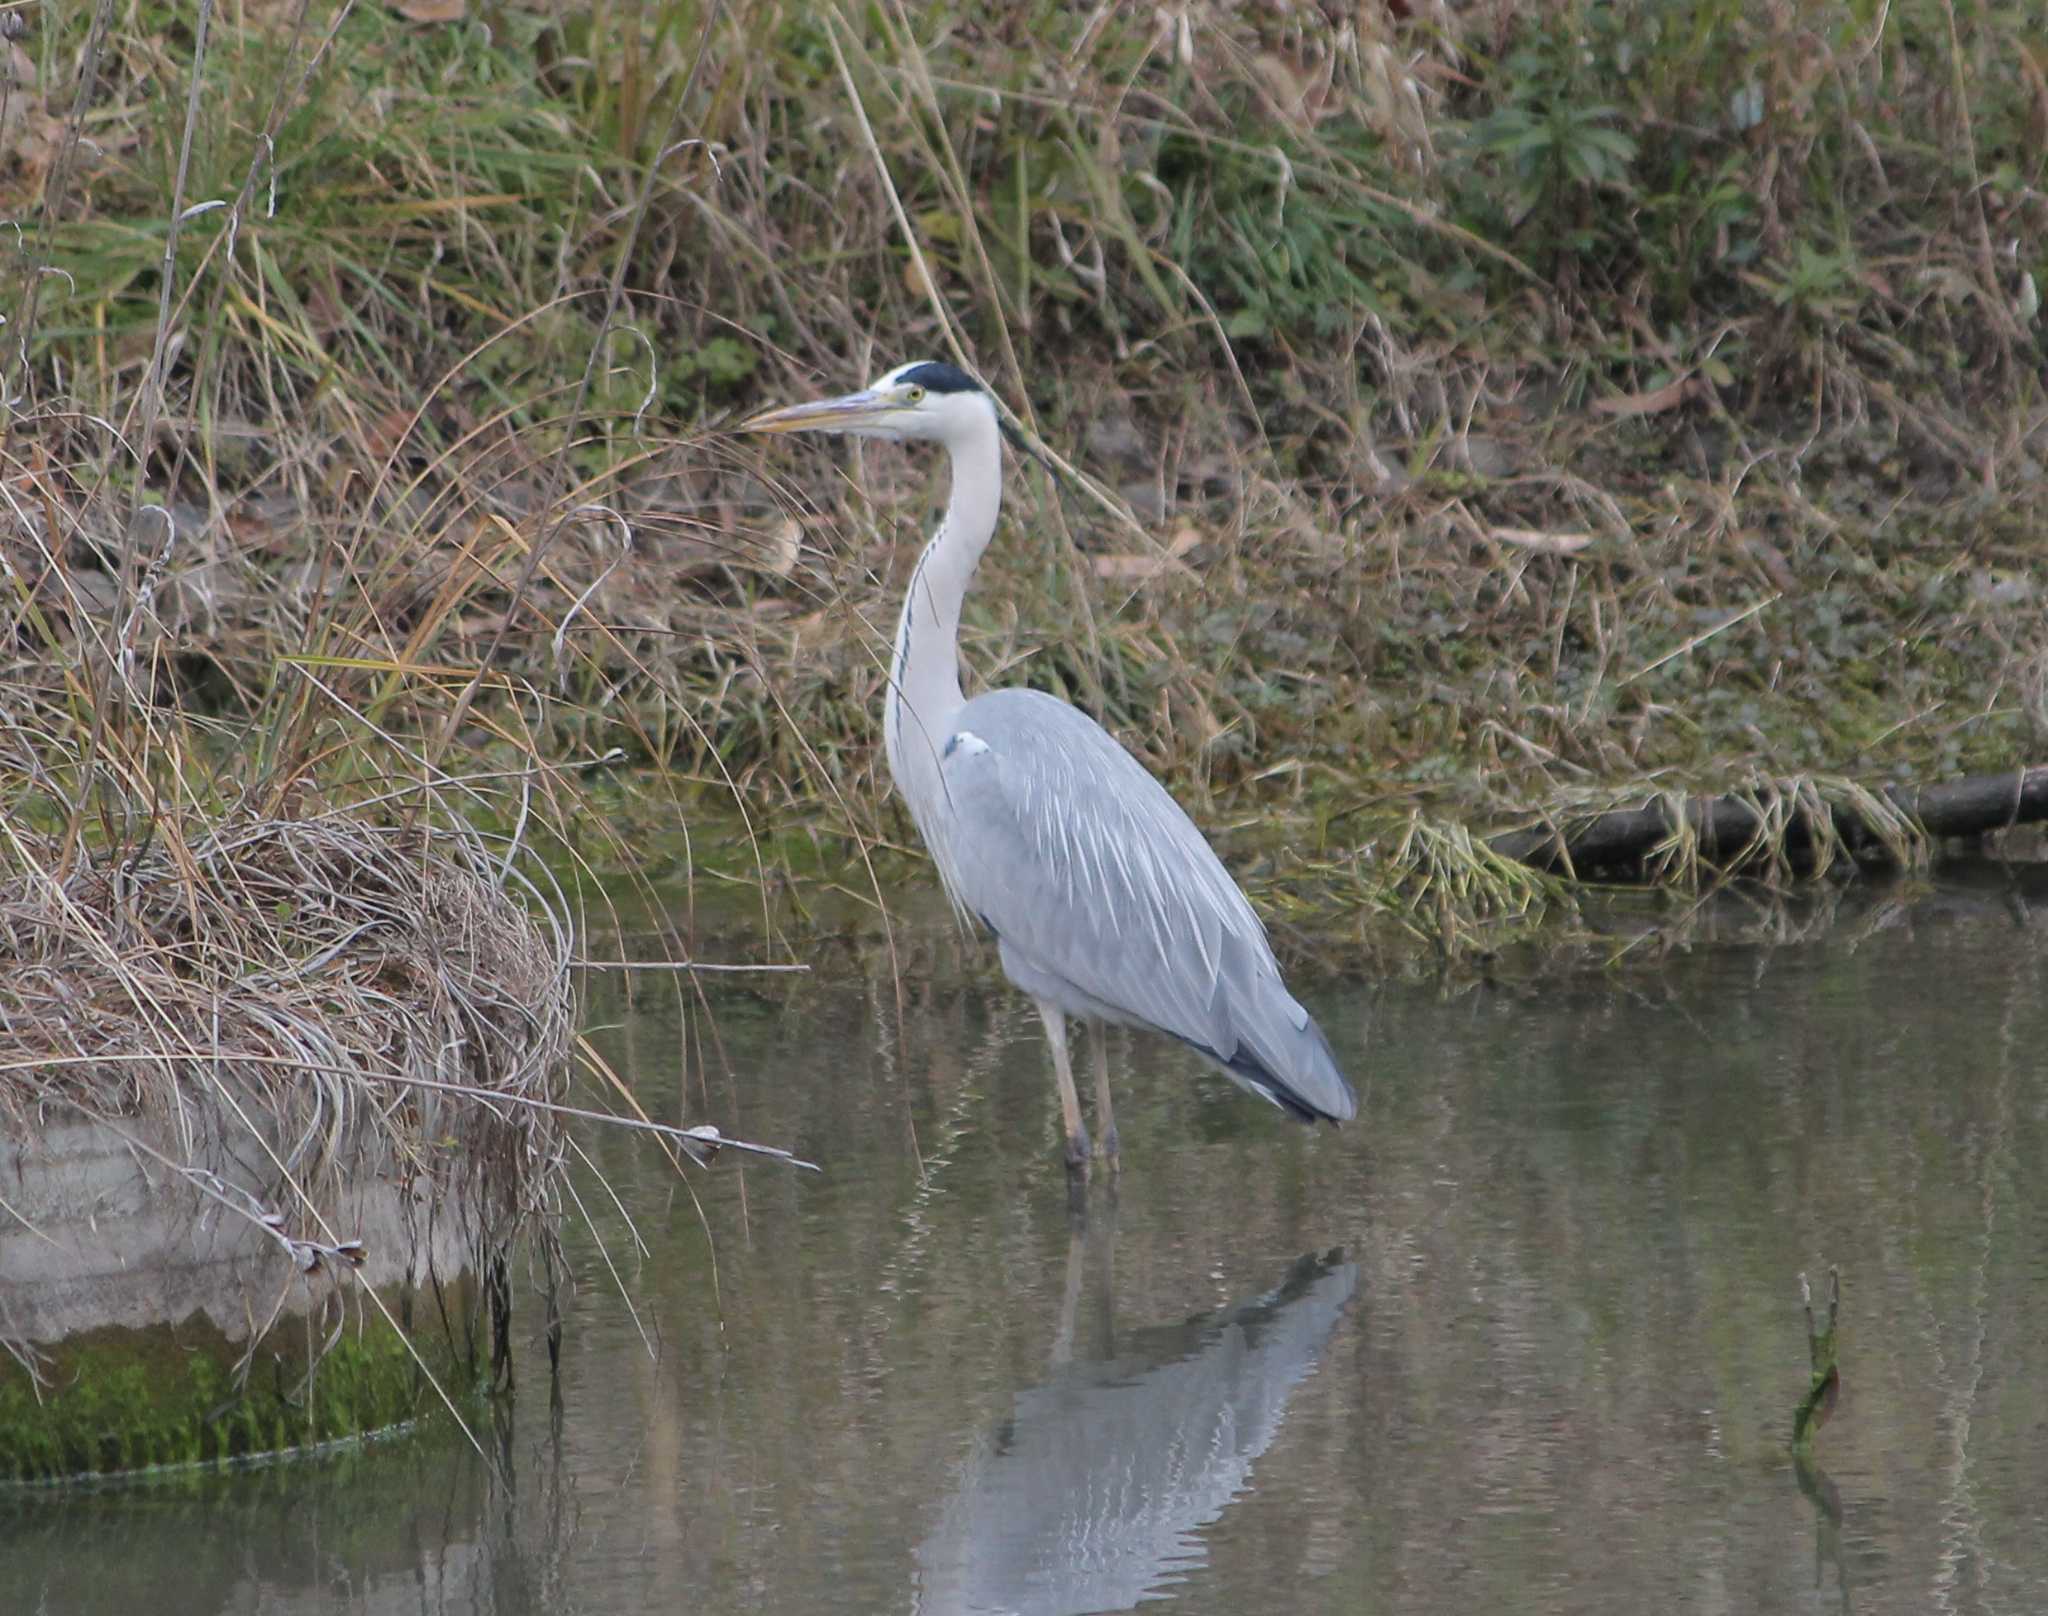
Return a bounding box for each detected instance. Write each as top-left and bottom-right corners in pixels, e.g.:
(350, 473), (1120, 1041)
(1487, 769), (1929, 883)
(0, 810), (574, 1267)
(1251, 811), (1570, 966)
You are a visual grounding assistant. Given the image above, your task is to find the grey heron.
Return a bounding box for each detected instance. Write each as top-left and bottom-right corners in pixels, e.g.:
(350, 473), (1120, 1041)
(743, 361), (1356, 1171)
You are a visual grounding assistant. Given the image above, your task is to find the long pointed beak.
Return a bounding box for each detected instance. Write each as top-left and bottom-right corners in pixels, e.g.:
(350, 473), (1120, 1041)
(739, 389), (891, 435)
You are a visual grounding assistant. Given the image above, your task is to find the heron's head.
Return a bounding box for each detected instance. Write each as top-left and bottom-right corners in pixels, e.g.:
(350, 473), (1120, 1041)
(740, 360), (998, 449)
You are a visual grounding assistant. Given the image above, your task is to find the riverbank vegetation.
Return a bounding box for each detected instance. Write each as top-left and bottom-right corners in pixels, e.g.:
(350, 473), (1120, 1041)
(2, 0), (2043, 960)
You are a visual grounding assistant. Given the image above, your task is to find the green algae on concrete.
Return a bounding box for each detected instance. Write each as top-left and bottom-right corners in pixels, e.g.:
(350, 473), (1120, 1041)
(0, 1290), (478, 1485)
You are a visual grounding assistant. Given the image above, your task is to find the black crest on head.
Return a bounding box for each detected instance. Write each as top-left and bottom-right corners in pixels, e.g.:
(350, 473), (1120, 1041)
(896, 361), (983, 395)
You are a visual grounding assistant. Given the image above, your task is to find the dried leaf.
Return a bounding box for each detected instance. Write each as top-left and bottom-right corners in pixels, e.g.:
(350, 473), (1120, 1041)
(1091, 526), (1202, 580)
(1489, 527), (1592, 555)
(761, 517), (802, 578)
(1592, 376), (1709, 417)
(0, 45), (67, 210)
(363, 408), (414, 458)
(395, 0), (465, 22)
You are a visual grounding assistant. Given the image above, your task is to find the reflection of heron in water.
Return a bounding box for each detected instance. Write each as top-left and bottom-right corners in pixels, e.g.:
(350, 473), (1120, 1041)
(913, 1235), (1357, 1616)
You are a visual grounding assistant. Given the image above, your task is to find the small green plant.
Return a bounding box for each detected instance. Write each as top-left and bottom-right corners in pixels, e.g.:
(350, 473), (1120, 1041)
(1464, 26), (1641, 277)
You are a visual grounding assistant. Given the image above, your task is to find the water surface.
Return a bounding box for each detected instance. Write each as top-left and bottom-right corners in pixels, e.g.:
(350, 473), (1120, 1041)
(9, 867), (2048, 1614)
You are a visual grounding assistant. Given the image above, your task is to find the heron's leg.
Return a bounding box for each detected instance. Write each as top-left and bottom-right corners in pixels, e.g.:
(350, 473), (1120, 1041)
(1034, 998), (1090, 1173)
(1090, 1025), (1120, 1171)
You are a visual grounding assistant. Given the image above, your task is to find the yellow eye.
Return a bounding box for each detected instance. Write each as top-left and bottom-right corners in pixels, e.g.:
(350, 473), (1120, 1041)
(905, 384), (926, 404)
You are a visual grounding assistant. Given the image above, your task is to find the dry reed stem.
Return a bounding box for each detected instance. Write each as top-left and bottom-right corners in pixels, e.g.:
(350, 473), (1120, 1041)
(0, 813), (574, 1237)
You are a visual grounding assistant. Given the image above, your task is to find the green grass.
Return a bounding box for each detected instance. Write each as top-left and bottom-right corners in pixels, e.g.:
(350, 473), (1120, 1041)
(0, 0), (2042, 947)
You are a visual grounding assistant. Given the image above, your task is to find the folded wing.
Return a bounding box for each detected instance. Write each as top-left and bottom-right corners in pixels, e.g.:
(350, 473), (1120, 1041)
(930, 689), (1355, 1124)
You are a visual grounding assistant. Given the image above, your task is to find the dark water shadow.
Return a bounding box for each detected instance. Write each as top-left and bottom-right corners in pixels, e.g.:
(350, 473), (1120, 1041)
(912, 1219), (1357, 1616)
(0, 1397), (572, 1614)
(1794, 1448), (1851, 1614)
(1572, 852), (2048, 962)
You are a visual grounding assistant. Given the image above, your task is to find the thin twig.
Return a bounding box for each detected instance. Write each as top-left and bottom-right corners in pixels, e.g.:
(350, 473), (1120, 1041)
(129, 0), (219, 527)
(1617, 594), (1780, 687)
(572, 959), (811, 974)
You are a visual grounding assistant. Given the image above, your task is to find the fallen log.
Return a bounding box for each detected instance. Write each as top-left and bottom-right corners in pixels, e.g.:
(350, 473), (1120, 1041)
(1490, 765), (2048, 877)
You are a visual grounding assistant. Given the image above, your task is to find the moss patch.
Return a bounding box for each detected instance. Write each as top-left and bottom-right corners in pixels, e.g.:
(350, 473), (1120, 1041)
(0, 1289), (480, 1485)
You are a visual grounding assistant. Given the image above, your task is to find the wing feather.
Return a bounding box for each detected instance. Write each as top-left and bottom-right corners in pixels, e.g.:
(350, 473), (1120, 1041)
(929, 689), (1355, 1122)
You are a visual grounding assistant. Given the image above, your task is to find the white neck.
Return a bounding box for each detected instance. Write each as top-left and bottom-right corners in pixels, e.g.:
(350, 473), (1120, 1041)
(882, 413), (1002, 831)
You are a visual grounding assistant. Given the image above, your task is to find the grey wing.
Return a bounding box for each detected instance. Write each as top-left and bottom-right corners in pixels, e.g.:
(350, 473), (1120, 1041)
(933, 689), (1355, 1123)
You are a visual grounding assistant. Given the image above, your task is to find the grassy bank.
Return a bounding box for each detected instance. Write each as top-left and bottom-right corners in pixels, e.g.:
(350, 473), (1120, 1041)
(2, 0), (2043, 949)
